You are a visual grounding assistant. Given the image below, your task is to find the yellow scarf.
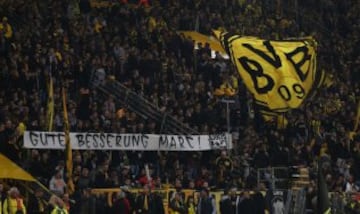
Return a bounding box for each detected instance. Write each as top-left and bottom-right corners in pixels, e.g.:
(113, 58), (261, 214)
(38, 198), (44, 212)
(144, 195), (148, 210)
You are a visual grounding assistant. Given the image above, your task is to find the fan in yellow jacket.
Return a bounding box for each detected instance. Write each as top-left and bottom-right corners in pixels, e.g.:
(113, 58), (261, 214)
(0, 17), (13, 39)
(50, 206), (68, 214)
(2, 187), (26, 214)
(214, 73), (238, 97)
(186, 197), (196, 214)
(48, 195), (68, 214)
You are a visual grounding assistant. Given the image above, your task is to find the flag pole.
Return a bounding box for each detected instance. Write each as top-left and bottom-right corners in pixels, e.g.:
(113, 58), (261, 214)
(61, 77), (75, 195)
(317, 159), (331, 214)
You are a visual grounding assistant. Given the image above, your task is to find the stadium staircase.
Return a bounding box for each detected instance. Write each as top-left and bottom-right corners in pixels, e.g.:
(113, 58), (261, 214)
(290, 167), (310, 214)
(91, 76), (199, 135)
(257, 167), (309, 214)
(290, 187), (307, 214)
(291, 167), (310, 191)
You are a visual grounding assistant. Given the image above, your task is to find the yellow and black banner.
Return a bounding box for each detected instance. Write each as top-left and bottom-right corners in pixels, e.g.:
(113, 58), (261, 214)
(178, 31), (226, 54)
(46, 77), (54, 131)
(62, 87), (75, 194)
(214, 31), (325, 118)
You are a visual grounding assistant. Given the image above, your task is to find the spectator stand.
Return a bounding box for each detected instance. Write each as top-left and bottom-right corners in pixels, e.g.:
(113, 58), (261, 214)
(91, 187), (262, 214)
(92, 76), (199, 135)
(0, 0), (359, 213)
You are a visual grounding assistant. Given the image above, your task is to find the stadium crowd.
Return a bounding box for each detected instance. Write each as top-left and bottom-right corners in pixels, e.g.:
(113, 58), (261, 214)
(0, 0), (360, 213)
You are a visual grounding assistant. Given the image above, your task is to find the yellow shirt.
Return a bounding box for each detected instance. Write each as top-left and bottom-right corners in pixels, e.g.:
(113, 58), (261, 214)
(188, 204), (196, 214)
(0, 23), (13, 38)
(50, 206), (68, 214)
(310, 120), (321, 135)
(17, 122), (26, 136)
(2, 198), (26, 214)
(148, 16), (156, 32)
(169, 209), (179, 214)
(94, 20), (103, 33)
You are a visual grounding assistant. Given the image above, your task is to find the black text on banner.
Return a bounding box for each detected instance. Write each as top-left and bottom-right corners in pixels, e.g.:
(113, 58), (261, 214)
(23, 131), (232, 151)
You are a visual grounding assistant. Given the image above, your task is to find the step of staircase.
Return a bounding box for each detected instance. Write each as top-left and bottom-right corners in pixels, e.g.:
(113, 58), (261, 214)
(92, 78), (199, 135)
(291, 167), (310, 190)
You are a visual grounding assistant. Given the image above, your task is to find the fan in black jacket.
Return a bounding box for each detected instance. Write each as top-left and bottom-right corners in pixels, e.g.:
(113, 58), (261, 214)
(135, 185), (154, 214)
(238, 191), (255, 214)
(220, 188), (239, 214)
(27, 188), (47, 214)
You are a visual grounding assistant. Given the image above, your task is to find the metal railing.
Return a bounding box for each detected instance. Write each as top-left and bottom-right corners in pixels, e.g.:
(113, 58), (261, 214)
(91, 77), (199, 135)
(292, 188), (307, 214)
(257, 167), (289, 190)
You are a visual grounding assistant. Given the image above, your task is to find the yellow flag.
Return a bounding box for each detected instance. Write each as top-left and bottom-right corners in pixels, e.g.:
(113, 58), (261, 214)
(215, 31), (324, 117)
(322, 73), (334, 88)
(46, 77), (54, 131)
(277, 114), (288, 129)
(0, 154), (36, 181)
(179, 31), (226, 54)
(262, 114), (288, 129)
(144, 195), (149, 210)
(62, 87), (75, 194)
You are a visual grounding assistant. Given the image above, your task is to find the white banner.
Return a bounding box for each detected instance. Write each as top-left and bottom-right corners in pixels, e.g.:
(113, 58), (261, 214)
(23, 131), (232, 151)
